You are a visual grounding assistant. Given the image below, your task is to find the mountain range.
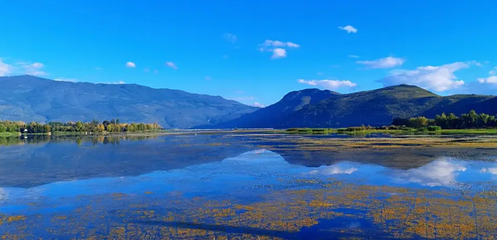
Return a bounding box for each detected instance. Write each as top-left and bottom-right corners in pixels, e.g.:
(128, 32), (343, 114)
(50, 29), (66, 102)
(206, 84), (496, 129)
(0, 75), (257, 128)
(1, 75), (496, 129)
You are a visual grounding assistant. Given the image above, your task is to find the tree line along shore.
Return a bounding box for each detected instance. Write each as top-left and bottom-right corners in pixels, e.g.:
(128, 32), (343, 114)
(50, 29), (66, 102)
(286, 110), (497, 135)
(0, 119), (162, 136)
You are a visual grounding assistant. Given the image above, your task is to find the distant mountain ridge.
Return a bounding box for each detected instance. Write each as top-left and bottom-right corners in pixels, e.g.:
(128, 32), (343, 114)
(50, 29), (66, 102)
(196, 88), (338, 129)
(202, 84), (496, 129)
(0, 75), (257, 128)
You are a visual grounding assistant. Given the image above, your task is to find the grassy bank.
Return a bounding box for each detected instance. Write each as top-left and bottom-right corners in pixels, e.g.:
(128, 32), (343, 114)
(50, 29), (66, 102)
(0, 132), (21, 137)
(284, 127), (497, 135)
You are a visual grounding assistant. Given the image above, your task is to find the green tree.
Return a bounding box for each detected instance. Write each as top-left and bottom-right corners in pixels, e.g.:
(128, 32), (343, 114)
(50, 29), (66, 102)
(44, 124), (51, 133)
(435, 113), (448, 129)
(408, 116), (429, 128)
(75, 121), (84, 132)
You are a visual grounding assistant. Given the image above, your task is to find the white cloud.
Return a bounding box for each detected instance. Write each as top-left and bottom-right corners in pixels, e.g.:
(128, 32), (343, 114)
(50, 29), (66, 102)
(298, 79), (357, 90)
(0, 188), (6, 201)
(21, 62), (46, 76)
(309, 165), (358, 175)
(349, 55), (360, 58)
(357, 57), (405, 69)
(101, 81), (125, 84)
(252, 102), (265, 108)
(54, 77), (77, 82)
(478, 76), (497, 84)
(0, 59), (47, 76)
(271, 48), (287, 59)
(261, 40), (300, 48)
(166, 62), (177, 69)
(126, 62), (136, 68)
(481, 167), (497, 174)
(223, 33), (237, 43)
(0, 59), (13, 76)
(378, 62), (468, 91)
(259, 40), (299, 59)
(393, 159), (466, 187)
(338, 25), (358, 33)
(31, 62), (43, 68)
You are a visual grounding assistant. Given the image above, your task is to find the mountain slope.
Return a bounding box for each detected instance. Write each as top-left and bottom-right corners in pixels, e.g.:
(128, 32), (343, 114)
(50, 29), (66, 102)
(0, 75), (257, 128)
(215, 84), (495, 129)
(196, 88), (338, 128)
(282, 85), (445, 128)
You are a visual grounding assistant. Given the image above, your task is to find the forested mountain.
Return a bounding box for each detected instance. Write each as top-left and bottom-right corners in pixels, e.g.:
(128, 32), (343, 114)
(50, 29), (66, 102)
(207, 84), (495, 129)
(2, 76), (495, 129)
(0, 75), (257, 128)
(196, 88), (338, 128)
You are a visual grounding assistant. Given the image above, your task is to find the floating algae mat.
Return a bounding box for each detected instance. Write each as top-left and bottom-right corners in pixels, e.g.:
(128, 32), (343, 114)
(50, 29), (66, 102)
(1, 134), (497, 239)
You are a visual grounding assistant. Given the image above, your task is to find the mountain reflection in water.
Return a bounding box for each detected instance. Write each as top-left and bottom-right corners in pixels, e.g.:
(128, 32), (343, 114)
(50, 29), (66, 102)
(1, 135), (497, 239)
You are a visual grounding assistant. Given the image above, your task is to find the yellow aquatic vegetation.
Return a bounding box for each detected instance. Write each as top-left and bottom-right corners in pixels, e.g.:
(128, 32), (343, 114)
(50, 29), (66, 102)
(2, 180), (497, 239)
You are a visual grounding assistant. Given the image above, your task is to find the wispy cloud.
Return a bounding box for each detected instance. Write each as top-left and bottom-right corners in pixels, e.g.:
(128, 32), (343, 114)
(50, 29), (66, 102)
(392, 159), (466, 187)
(54, 77), (77, 82)
(205, 76), (211, 81)
(338, 25), (358, 33)
(0, 188), (7, 201)
(309, 163), (359, 175)
(478, 76), (497, 84)
(166, 62), (177, 69)
(378, 62), (468, 91)
(154, 69), (159, 74)
(489, 66), (497, 76)
(481, 167), (497, 175)
(252, 102), (265, 108)
(260, 40), (300, 49)
(144, 68), (150, 72)
(357, 57), (405, 69)
(0, 58), (47, 76)
(223, 33), (237, 43)
(126, 62), (136, 68)
(297, 79), (357, 90)
(100, 81), (125, 84)
(0, 58), (13, 76)
(259, 40), (300, 59)
(20, 62), (46, 76)
(349, 55), (360, 58)
(95, 67), (102, 71)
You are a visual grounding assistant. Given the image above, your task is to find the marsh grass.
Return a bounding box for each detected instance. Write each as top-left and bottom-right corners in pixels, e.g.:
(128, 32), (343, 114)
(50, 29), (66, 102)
(285, 127), (497, 135)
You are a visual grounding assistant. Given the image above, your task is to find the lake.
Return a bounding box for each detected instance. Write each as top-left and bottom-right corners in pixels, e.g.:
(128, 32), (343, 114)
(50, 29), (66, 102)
(1, 133), (497, 239)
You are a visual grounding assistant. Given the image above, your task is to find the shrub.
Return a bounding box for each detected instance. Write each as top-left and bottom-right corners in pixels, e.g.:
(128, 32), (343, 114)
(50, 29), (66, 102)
(418, 127), (428, 132)
(427, 126), (442, 131)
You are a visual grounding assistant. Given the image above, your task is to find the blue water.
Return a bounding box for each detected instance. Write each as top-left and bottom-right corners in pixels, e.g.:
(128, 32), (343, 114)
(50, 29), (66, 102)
(0, 134), (496, 239)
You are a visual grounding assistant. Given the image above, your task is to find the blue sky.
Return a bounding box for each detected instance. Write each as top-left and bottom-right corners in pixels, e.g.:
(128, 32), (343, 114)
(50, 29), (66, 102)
(1, 1), (497, 106)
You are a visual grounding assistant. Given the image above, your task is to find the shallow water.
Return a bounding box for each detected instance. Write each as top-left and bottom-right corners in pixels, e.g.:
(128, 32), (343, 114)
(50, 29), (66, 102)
(1, 134), (497, 239)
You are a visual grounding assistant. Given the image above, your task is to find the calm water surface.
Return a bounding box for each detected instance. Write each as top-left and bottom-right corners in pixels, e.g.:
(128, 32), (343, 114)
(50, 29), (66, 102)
(1, 134), (497, 239)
